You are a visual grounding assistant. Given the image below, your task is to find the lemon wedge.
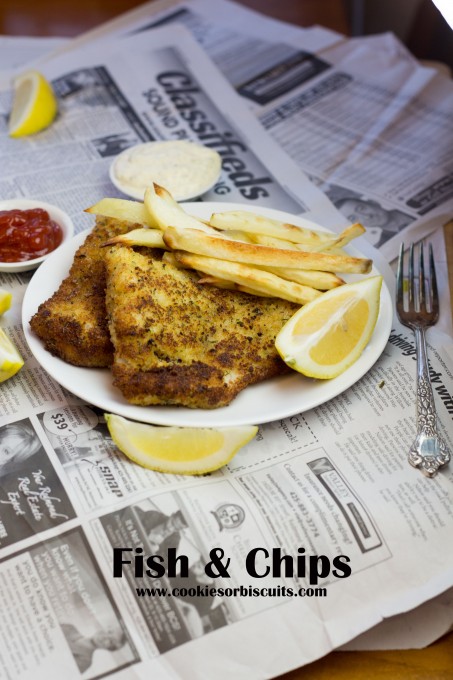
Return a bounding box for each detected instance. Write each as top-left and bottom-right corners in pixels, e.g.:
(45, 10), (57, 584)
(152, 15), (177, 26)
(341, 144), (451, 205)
(105, 414), (257, 475)
(9, 70), (58, 138)
(275, 276), (382, 379)
(0, 289), (12, 316)
(0, 329), (24, 382)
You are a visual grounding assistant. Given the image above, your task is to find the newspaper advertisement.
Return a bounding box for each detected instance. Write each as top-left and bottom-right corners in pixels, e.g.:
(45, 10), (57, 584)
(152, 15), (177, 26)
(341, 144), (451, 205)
(59, 0), (453, 260)
(0, 23), (341, 236)
(0, 529), (139, 679)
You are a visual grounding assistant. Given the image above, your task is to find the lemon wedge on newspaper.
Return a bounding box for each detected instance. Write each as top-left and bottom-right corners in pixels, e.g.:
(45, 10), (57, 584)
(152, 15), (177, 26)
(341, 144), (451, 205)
(0, 289), (12, 316)
(275, 276), (382, 379)
(105, 414), (257, 475)
(0, 329), (24, 382)
(8, 70), (58, 138)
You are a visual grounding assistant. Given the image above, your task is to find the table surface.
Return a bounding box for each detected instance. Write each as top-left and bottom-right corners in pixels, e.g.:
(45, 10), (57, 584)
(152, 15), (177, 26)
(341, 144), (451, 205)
(1, 1), (452, 678)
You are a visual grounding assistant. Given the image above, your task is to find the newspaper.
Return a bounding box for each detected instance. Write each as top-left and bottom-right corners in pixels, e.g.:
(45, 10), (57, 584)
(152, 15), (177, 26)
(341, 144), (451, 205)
(2, 0), (451, 334)
(1, 4), (453, 679)
(1, 240), (453, 678)
(0, 24), (341, 235)
(28, 0), (451, 324)
(33, 0), (453, 261)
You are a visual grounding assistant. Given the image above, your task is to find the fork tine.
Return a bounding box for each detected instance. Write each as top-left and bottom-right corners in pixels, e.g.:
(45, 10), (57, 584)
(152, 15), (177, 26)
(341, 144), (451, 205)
(408, 243), (415, 310)
(429, 243), (439, 318)
(396, 242), (405, 309)
(419, 243), (426, 312)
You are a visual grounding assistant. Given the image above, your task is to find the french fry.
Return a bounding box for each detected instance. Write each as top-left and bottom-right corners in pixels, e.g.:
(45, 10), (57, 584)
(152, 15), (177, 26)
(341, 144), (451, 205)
(252, 233), (343, 253)
(164, 227), (372, 274)
(85, 198), (154, 226)
(229, 235), (345, 287)
(162, 251), (188, 268)
(211, 210), (366, 251)
(198, 276), (274, 297)
(197, 276), (238, 290)
(174, 251), (322, 304)
(256, 266), (345, 290)
(197, 277), (274, 297)
(322, 247), (350, 257)
(144, 183), (216, 234)
(236, 286), (275, 298)
(198, 257), (344, 291)
(293, 222), (365, 252)
(103, 228), (167, 249)
(247, 233), (299, 250)
(329, 222), (365, 247)
(252, 224), (366, 253)
(209, 210), (337, 245)
(219, 229), (255, 243)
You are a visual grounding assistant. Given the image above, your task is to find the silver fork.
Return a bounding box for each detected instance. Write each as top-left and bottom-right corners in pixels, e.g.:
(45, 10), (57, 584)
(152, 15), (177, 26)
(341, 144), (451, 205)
(396, 242), (451, 477)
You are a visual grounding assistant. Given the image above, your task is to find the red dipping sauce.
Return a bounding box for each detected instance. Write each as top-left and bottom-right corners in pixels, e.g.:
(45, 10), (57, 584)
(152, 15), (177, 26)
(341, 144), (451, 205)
(0, 208), (63, 262)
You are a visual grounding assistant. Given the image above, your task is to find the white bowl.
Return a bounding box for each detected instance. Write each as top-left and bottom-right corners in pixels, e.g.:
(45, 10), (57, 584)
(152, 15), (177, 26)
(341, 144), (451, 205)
(0, 199), (74, 273)
(109, 140), (222, 202)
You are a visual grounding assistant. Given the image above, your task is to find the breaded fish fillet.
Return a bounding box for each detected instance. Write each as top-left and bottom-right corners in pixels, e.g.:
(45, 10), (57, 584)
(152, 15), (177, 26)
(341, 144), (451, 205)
(29, 217), (144, 367)
(104, 245), (299, 409)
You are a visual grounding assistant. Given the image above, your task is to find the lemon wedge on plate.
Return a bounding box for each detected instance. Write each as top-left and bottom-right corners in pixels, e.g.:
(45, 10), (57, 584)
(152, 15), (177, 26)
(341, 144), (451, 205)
(275, 276), (383, 379)
(0, 329), (24, 382)
(0, 289), (12, 316)
(105, 414), (257, 475)
(8, 70), (58, 138)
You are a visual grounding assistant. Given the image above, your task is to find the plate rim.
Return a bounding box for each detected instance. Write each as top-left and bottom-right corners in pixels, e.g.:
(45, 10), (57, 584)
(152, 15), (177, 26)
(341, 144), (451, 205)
(22, 202), (393, 427)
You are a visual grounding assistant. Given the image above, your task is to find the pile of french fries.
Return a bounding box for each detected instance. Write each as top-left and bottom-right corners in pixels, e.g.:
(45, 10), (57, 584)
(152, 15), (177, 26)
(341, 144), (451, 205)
(86, 183), (372, 306)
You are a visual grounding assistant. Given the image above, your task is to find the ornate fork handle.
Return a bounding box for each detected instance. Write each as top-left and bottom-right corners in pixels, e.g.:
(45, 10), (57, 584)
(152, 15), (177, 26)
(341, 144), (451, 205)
(408, 326), (451, 477)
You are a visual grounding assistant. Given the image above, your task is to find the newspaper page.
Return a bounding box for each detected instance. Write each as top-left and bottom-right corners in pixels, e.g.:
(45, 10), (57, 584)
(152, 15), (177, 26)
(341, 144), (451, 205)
(1, 5), (453, 679)
(0, 24), (341, 235)
(58, 0), (453, 261)
(258, 37), (453, 261)
(1, 240), (453, 678)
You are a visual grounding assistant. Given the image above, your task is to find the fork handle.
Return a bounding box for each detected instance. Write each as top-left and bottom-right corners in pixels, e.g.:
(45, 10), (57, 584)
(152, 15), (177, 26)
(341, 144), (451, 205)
(409, 326), (451, 477)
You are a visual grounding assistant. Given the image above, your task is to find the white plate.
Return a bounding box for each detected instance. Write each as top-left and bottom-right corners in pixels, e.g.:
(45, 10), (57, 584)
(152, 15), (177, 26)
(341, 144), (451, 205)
(22, 203), (392, 427)
(0, 199), (74, 273)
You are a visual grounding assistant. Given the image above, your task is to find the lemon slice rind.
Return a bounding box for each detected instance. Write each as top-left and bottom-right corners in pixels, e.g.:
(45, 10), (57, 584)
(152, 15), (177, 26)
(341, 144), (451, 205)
(105, 413), (257, 475)
(0, 289), (12, 316)
(275, 276), (382, 380)
(0, 329), (24, 382)
(9, 70), (58, 138)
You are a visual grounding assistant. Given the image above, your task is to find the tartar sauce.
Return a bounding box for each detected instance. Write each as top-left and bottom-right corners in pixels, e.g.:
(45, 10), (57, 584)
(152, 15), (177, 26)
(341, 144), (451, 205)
(110, 140), (222, 201)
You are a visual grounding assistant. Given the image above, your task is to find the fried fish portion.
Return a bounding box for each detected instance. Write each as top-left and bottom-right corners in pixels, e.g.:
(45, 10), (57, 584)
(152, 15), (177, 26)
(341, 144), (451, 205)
(29, 216), (145, 367)
(104, 246), (299, 409)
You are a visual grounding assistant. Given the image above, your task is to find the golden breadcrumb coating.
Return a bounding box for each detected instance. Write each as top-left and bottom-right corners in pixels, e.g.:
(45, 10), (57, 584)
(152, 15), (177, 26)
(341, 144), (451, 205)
(104, 245), (298, 409)
(29, 216), (149, 367)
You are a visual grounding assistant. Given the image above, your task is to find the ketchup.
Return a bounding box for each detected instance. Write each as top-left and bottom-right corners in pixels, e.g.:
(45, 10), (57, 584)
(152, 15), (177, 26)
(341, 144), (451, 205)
(0, 208), (63, 262)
